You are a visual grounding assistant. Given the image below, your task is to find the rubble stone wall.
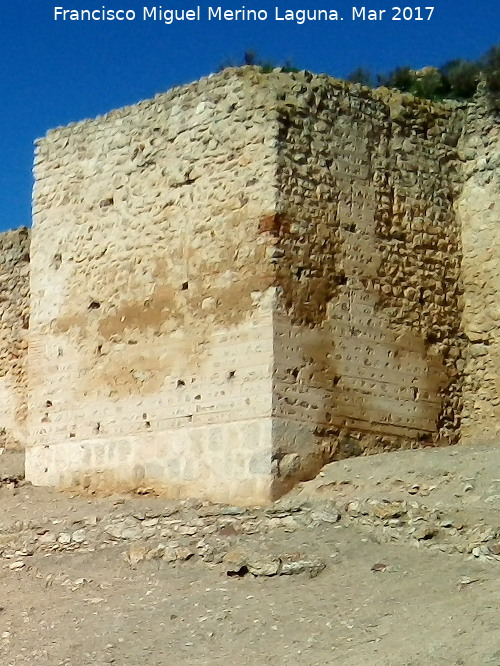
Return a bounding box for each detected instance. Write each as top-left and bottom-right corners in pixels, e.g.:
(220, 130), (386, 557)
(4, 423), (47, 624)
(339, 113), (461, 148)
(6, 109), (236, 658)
(0, 228), (30, 449)
(266, 74), (465, 494)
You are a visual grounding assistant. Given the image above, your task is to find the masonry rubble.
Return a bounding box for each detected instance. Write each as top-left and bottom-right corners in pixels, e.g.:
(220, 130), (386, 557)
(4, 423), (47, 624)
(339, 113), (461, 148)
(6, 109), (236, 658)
(2, 484), (500, 576)
(0, 67), (497, 505)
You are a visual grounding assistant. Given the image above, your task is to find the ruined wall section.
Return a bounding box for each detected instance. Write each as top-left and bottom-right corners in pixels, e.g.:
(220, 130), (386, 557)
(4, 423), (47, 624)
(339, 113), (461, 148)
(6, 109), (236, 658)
(27, 69), (281, 504)
(458, 97), (500, 443)
(0, 228), (30, 449)
(266, 73), (464, 488)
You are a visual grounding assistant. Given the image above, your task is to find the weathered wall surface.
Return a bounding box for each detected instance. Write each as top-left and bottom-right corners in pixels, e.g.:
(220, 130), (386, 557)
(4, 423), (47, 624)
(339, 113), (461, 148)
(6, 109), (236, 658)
(458, 96), (500, 444)
(265, 74), (465, 494)
(27, 70), (281, 504)
(0, 228), (30, 449)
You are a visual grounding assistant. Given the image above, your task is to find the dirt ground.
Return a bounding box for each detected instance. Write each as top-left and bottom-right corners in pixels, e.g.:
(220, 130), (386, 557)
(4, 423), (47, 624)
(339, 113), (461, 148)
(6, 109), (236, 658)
(1, 444), (500, 666)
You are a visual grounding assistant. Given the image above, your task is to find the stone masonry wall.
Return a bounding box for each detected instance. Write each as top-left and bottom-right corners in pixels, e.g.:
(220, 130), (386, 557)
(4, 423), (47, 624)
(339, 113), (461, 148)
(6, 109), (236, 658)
(27, 69), (281, 504)
(458, 94), (500, 443)
(0, 228), (30, 449)
(264, 73), (465, 494)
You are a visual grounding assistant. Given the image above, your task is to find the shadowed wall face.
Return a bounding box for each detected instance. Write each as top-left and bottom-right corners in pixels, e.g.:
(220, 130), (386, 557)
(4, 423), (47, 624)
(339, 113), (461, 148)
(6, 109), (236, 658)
(264, 75), (465, 495)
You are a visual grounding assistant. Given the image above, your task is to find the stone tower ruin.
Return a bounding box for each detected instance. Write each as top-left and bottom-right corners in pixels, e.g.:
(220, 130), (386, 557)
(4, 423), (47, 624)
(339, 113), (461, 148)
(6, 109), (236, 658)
(12, 67), (499, 505)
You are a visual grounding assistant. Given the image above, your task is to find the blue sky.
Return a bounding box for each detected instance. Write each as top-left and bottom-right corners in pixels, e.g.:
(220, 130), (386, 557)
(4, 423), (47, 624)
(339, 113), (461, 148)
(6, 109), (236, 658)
(1, 0), (498, 231)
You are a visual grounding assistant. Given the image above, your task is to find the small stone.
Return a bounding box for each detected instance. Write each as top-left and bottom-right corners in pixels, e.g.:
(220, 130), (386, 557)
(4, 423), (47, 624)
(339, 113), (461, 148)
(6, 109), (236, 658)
(104, 520), (143, 540)
(488, 542), (500, 556)
(246, 557), (281, 577)
(162, 546), (194, 562)
(145, 545), (165, 560)
(440, 519), (454, 528)
(218, 524), (240, 537)
(126, 544), (148, 566)
(373, 502), (405, 520)
(223, 548), (247, 569)
(35, 531), (55, 545)
(197, 544), (215, 562)
(141, 518), (159, 528)
(458, 576), (481, 590)
(280, 559), (326, 578)
(15, 549), (33, 557)
(346, 501), (360, 517)
(414, 526), (437, 541)
(371, 562), (388, 572)
(178, 525), (197, 536)
(274, 516), (300, 531)
(57, 533), (72, 545)
(119, 526), (144, 540)
(310, 509), (340, 524)
(174, 547), (195, 561)
(71, 529), (86, 543)
(219, 506), (246, 516)
(279, 453), (300, 478)
(84, 515), (99, 526)
(387, 518), (403, 527)
(8, 560), (25, 570)
(162, 547), (177, 563)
